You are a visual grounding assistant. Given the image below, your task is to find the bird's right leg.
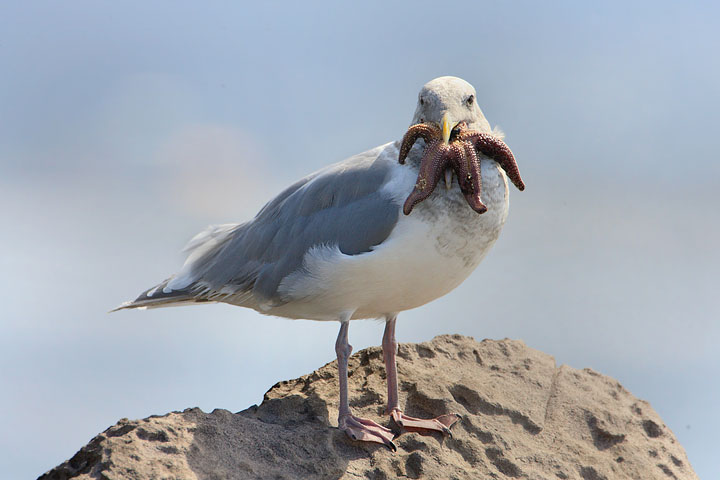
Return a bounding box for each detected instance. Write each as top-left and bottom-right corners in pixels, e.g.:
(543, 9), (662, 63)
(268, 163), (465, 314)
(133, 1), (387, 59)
(382, 315), (460, 435)
(335, 317), (396, 451)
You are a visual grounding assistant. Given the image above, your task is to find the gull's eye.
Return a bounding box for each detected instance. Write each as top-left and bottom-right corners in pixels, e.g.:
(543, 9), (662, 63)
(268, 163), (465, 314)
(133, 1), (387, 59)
(465, 95), (475, 107)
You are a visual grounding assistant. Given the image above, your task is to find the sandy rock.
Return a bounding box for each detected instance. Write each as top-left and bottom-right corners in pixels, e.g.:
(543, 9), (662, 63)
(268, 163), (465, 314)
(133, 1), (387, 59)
(39, 335), (697, 479)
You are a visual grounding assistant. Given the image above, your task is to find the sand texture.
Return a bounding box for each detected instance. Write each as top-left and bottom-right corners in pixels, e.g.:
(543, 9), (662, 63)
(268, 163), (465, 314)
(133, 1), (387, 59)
(39, 335), (697, 479)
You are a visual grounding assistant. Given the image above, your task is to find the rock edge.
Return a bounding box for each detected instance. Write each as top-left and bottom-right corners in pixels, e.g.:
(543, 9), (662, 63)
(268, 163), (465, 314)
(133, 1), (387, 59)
(39, 335), (697, 480)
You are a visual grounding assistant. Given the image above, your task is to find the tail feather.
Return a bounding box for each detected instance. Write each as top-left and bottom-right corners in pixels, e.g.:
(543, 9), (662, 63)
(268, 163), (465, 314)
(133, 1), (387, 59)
(109, 279), (211, 312)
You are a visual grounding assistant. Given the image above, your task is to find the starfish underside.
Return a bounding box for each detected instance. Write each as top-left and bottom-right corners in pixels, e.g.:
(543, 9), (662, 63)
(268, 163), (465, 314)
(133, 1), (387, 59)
(398, 123), (525, 215)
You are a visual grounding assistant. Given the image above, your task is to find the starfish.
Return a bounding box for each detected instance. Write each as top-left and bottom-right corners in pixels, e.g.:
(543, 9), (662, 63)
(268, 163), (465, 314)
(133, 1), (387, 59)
(398, 122), (525, 215)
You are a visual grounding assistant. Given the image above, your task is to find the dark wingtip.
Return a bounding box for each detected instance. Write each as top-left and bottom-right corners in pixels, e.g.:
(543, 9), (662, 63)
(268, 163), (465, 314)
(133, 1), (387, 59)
(108, 302), (131, 313)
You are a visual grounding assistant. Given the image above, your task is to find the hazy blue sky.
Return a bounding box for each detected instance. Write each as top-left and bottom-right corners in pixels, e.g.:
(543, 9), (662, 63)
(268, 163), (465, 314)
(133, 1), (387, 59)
(1, 1), (718, 478)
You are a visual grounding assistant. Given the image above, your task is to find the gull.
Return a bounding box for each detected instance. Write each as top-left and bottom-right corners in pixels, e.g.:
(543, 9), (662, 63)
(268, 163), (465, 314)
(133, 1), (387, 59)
(113, 76), (523, 450)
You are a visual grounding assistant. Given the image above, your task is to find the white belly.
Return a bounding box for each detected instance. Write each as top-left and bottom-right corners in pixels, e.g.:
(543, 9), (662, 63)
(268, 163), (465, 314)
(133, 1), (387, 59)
(267, 158), (509, 321)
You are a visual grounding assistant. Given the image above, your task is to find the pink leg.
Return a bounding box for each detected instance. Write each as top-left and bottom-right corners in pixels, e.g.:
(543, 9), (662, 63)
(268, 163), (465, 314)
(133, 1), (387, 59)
(382, 316), (460, 435)
(336, 319), (396, 451)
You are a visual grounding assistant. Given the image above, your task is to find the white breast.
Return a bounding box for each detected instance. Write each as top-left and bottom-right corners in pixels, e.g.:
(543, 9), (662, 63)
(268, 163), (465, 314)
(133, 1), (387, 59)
(269, 155), (510, 321)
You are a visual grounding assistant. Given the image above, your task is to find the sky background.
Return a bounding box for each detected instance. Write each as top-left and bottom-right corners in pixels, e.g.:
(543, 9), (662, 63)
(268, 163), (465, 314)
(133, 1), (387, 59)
(1, 1), (718, 478)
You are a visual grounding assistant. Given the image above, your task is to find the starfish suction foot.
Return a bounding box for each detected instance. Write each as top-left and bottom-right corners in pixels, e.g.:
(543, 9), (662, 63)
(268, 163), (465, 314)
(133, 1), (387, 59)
(390, 408), (461, 436)
(339, 413), (397, 451)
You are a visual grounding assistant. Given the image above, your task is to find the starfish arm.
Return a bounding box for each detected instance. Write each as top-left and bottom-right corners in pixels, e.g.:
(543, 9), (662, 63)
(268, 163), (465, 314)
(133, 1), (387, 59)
(459, 132), (525, 191)
(459, 141), (487, 214)
(402, 142), (448, 215)
(398, 123), (442, 164)
(447, 141), (471, 190)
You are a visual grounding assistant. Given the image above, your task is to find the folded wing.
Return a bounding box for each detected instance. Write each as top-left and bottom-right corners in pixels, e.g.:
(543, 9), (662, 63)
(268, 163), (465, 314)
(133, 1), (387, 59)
(113, 143), (401, 312)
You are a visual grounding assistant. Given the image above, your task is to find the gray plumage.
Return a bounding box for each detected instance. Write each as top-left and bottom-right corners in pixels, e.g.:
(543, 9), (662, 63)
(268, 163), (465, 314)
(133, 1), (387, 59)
(114, 143), (400, 312)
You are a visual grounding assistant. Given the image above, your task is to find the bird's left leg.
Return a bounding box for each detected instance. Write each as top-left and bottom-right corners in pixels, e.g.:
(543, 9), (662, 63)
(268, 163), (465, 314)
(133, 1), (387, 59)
(336, 316), (396, 450)
(382, 315), (460, 435)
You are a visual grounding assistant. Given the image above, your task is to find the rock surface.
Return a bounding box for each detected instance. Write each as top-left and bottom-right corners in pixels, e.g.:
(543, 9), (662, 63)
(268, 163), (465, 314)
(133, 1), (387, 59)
(39, 335), (697, 480)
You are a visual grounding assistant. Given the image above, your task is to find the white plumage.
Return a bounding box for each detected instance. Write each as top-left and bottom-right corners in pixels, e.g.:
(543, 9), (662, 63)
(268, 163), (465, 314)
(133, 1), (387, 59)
(114, 76), (521, 450)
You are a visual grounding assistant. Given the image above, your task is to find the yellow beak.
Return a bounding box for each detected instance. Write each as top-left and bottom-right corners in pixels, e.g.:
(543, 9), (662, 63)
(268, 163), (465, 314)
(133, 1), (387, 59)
(442, 112), (452, 144)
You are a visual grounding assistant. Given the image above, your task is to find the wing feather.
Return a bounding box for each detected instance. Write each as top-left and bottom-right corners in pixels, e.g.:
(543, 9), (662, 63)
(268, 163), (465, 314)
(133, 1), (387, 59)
(119, 142), (402, 311)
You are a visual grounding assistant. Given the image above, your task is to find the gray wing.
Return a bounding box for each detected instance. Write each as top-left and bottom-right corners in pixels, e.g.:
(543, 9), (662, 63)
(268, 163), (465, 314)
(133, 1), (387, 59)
(116, 142), (401, 311)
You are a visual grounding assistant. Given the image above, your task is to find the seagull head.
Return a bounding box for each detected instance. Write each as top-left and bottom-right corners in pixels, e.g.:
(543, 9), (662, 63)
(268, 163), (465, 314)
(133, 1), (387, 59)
(411, 76), (492, 144)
